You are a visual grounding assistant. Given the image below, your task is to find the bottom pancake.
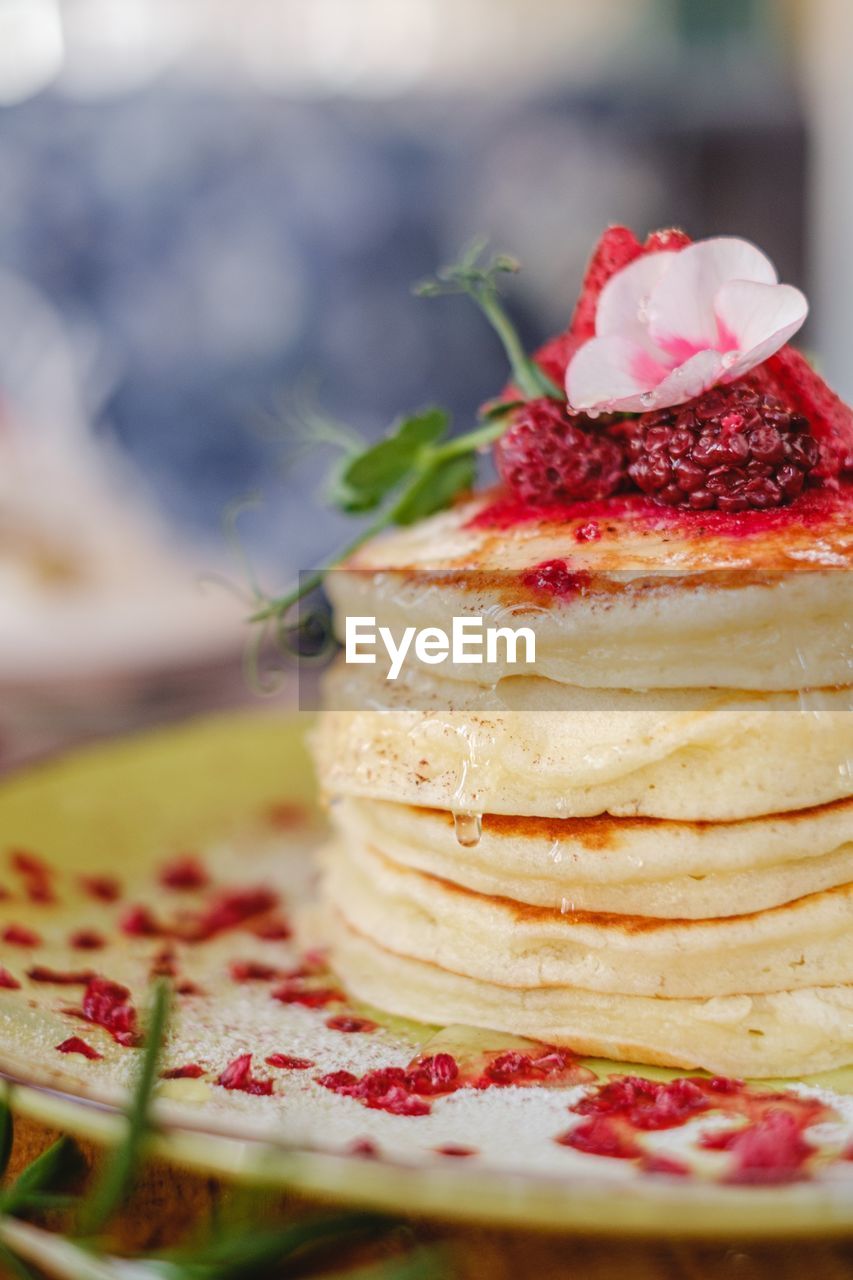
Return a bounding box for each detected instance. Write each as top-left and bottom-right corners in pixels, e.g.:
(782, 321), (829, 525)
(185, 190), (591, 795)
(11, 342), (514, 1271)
(324, 913), (853, 1078)
(322, 841), (853, 998)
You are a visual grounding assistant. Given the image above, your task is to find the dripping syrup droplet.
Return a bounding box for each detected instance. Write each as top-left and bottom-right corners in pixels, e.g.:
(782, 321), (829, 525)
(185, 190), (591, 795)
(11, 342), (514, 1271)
(453, 811), (482, 848)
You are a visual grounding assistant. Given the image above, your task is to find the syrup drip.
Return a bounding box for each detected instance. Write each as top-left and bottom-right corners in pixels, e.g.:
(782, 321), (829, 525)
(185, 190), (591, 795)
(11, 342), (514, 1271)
(453, 812), (483, 848)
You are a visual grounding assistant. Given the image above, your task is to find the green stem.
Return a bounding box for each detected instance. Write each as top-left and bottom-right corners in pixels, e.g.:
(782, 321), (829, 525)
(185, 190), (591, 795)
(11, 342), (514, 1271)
(476, 288), (562, 399)
(249, 514), (390, 624)
(430, 418), (505, 460)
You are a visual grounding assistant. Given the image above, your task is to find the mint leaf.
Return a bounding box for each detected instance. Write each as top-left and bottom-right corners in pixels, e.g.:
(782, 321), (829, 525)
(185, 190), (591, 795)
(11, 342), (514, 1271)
(331, 408), (449, 513)
(391, 454), (476, 526)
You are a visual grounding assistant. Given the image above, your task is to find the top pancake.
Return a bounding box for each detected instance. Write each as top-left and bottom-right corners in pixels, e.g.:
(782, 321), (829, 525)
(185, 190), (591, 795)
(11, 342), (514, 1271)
(331, 486), (853, 691)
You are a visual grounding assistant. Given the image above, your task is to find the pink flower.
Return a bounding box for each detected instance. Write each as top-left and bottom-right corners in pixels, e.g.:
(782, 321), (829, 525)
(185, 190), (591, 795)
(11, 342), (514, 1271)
(566, 237), (807, 414)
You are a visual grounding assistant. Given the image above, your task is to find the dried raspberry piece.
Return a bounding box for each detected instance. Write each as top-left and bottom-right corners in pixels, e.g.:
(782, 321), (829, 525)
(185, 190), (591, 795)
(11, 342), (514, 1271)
(120, 905), (162, 937)
(175, 980), (204, 996)
(2, 924), (40, 947)
(161, 1064), (206, 1079)
(479, 1050), (532, 1086)
(79, 874), (121, 903)
(325, 1015), (377, 1034)
(81, 977), (138, 1047)
(27, 966), (96, 985)
(370, 1087), (430, 1117)
(557, 1116), (640, 1159)
(271, 978), (342, 1009)
(216, 1053), (274, 1096)
(0, 967), (21, 989)
(10, 850), (55, 904)
(494, 398), (626, 506)
(404, 1053), (460, 1096)
(701, 1108), (815, 1184)
(185, 887), (279, 942)
(69, 930), (105, 951)
(229, 960), (281, 983)
(159, 854), (209, 891)
(640, 1153), (690, 1177)
(349, 1137), (379, 1158)
(628, 380), (820, 512)
(250, 917), (292, 941)
(435, 1144), (477, 1158)
(317, 1069), (359, 1091)
(317, 1067), (431, 1116)
(572, 1075), (709, 1131)
(265, 1053), (314, 1070)
(56, 1036), (102, 1060)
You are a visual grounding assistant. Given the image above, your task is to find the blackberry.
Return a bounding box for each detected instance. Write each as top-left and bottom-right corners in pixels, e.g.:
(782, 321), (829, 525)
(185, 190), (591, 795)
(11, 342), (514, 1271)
(494, 397), (625, 505)
(627, 382), (820, 512)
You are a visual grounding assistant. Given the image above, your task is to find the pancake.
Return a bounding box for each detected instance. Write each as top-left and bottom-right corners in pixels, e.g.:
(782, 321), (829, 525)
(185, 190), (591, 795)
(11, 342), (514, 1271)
(315, 668), (853, 820)
(328, 914), (853, 1078)
(327, 486), (853, 692)
(322, 840), (853, 998)
(337, 795), (853, 918)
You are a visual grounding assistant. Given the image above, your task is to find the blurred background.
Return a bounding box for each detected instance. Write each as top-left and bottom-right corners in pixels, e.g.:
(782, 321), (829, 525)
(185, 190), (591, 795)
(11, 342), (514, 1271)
(0, 0), (843, 762)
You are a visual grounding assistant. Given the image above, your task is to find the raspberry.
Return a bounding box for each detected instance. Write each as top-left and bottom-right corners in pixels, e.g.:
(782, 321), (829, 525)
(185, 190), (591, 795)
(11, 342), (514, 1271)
(494, 398), (626, 505)
(627, 381), (820, 512)
(757, 346), (853, 480)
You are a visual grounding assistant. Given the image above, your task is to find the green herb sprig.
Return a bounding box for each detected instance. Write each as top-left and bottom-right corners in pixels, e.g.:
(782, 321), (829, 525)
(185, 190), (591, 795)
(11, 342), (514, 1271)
(249, 242), (560, 633)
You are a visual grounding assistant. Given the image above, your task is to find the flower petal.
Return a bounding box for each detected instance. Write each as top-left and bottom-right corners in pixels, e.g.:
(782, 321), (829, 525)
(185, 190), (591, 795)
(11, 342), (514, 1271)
(566, 335), (671, 413)
(713, 280), (808, 368)
(595, 250), (679, 355)
(635, 349), (729, 411)
(647, 237), (778, 355)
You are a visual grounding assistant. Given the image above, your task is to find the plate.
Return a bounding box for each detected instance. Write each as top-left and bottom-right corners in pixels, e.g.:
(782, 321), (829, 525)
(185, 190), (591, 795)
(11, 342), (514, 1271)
(0, 712), (852, 1239)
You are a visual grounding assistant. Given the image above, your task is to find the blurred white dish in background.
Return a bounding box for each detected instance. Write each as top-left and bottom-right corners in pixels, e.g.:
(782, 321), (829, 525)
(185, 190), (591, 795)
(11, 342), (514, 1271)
(0, 267), (245, 686)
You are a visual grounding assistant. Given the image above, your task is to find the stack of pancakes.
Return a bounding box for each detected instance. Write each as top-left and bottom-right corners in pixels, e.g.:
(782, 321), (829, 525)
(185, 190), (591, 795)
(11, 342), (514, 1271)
(312, 491), (853, 1077)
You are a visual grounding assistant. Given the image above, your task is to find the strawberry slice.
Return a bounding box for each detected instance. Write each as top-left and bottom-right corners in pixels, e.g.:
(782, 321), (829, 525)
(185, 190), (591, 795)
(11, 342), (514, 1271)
(532, 226), (691, 386)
